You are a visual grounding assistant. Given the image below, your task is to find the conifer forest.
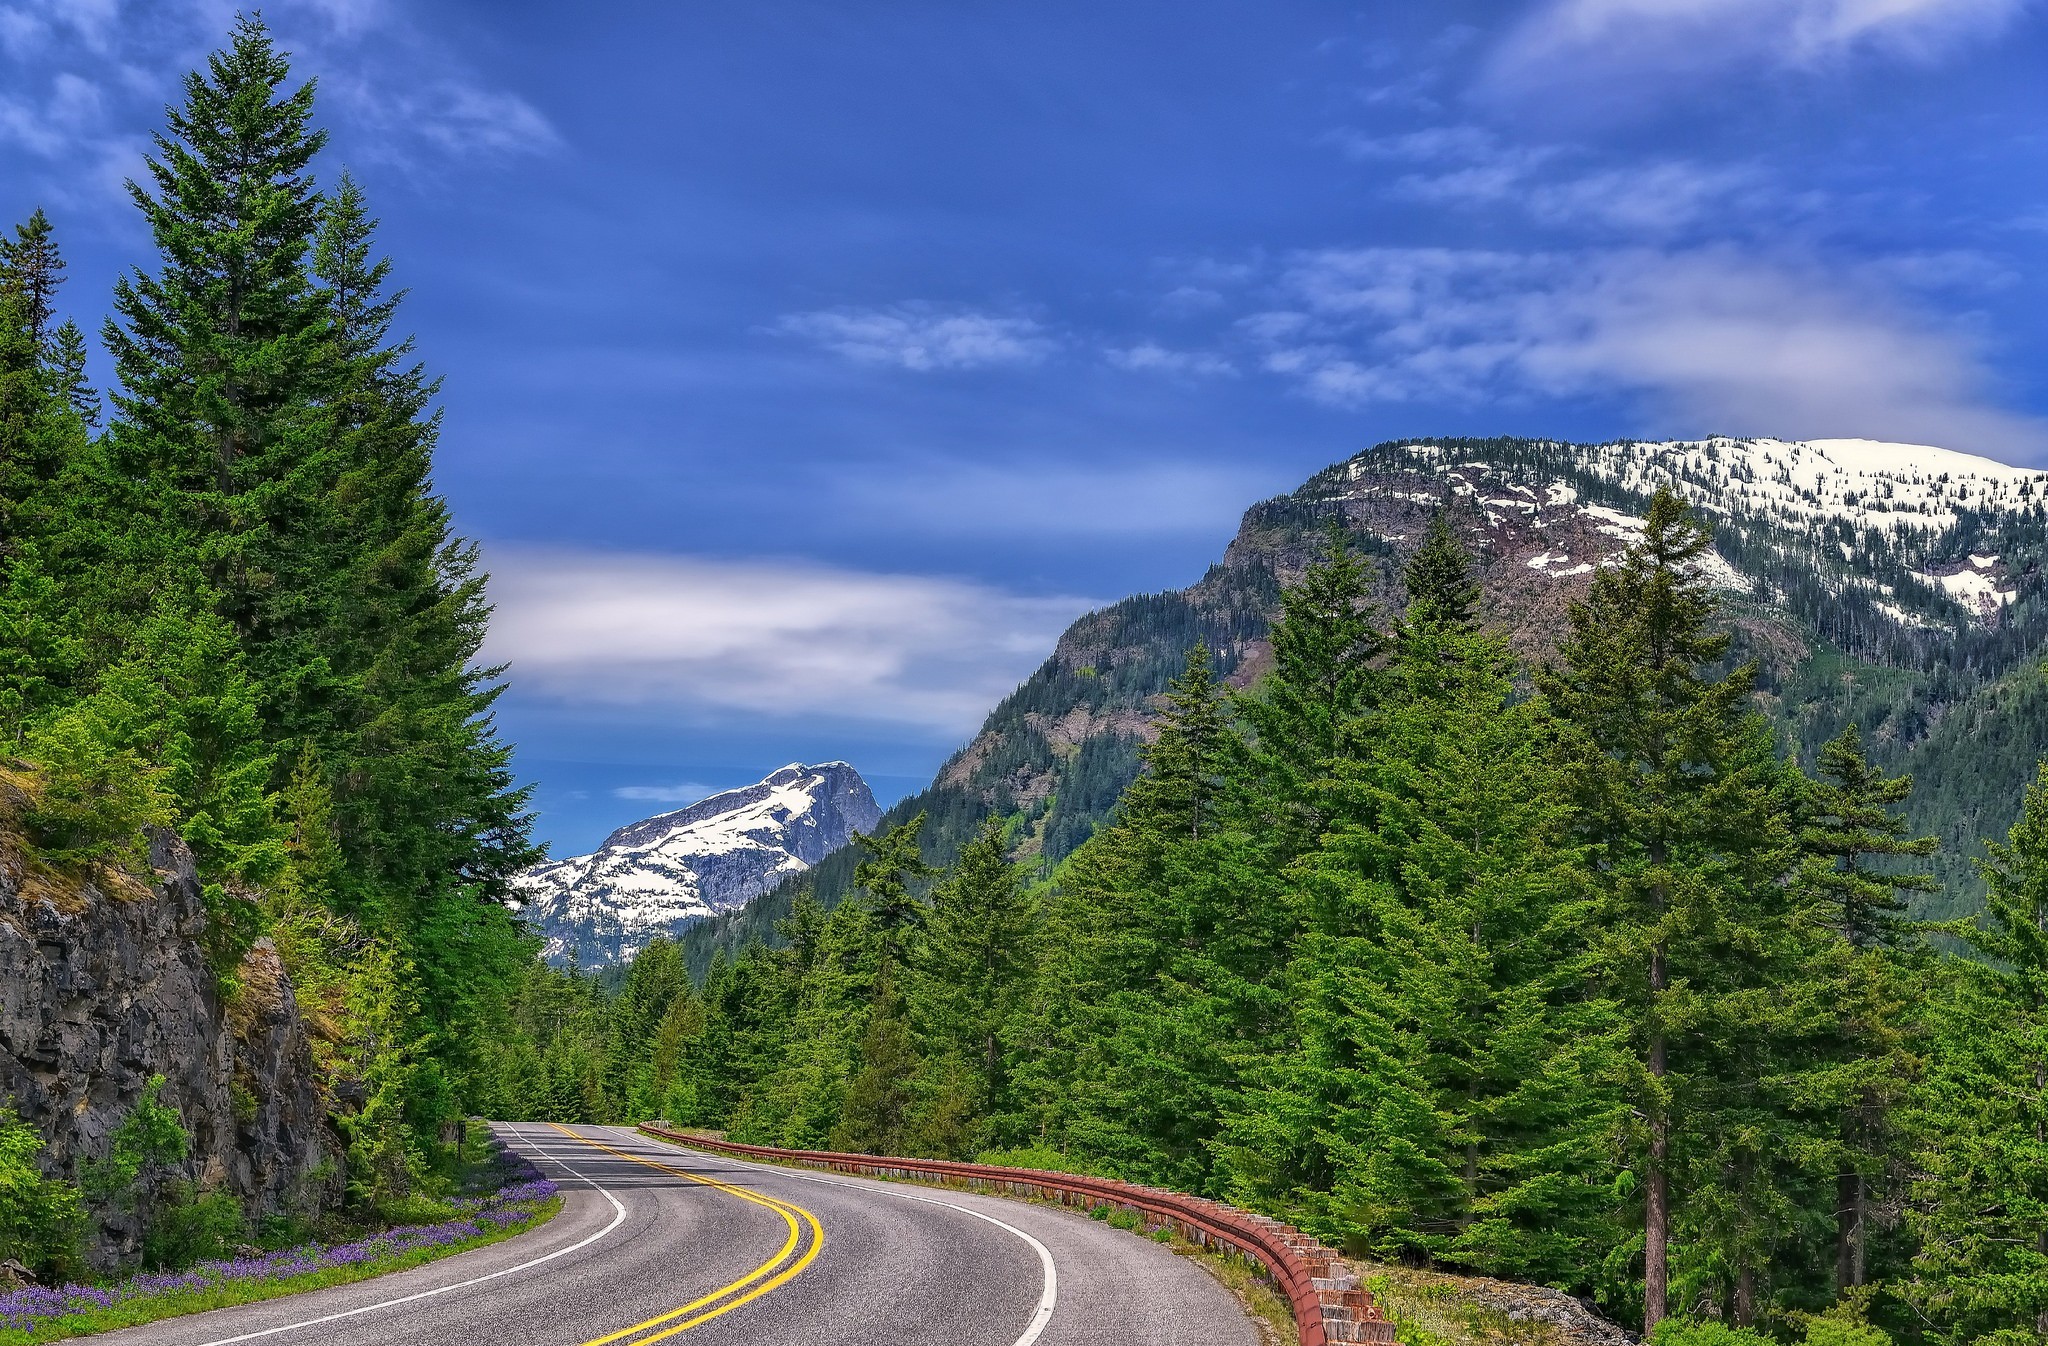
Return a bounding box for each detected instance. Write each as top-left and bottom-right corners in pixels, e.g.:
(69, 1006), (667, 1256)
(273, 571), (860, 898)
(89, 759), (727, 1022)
(8, 15), (2048, 1346)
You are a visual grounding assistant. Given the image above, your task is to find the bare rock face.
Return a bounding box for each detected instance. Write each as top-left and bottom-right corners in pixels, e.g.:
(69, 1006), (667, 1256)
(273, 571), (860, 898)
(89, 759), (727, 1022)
(0, 829), (325, 1267)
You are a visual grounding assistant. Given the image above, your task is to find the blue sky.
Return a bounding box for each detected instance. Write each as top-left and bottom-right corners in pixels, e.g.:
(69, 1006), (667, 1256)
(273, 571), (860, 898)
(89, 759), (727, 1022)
(4, 0), (2046, 854)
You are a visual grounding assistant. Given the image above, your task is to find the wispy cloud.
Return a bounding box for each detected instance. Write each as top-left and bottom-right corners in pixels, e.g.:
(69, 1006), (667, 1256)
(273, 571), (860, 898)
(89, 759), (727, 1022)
(1104, 342), (1237, 378)
(330, 77), (560, 162)
(483, 550), (1097, 736)
(1333, 125), (1763, 235)
(613, 782), (718, 804)
(0, 0), (558, 193)
(1241, 244), (2048, 460)
(1491, 0), (2029, 91)
(773, 304), (1056, 371)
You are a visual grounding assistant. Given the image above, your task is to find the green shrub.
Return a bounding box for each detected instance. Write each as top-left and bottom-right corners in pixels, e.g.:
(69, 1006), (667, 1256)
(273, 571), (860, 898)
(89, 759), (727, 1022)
(82, 1075), (188, 1205)
(16, 709), (169, 868)
(1649, 1320), (1776, 1346)
(143, 1186), (244, 1270)
(0, 1106), (86, 1278)
(971, 1144), (1108, 1176)
(1804, 1318), (1891, 1346)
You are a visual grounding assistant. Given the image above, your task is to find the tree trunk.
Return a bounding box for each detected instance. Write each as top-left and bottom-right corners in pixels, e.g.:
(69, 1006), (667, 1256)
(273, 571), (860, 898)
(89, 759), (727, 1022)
(1836, 1166), (1864, 1292)
(1645, 942), (1670, 1332)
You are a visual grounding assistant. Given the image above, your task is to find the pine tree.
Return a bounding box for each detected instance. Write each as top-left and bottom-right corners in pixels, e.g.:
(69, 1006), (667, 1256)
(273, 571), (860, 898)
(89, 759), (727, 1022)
(1906, 765), (2048, 1344)
(50, 322), (97, 429)
(101, 13), (339, 713)
(299, 166), (541, 1010)
(1234, 529), (1382, 854)
(1797, 725), (1936, 1296)
(852, 814), (935, 974)
(1222, 526), (1624, 1286)
(0, 210), (64, 351)
(1539, 487), (1800, 1329)
(1401, 509), (1481, 635)
(912, 820), (1037, 1129)
(0, 214), (77, 546)
(1804, 725), (1935, 953)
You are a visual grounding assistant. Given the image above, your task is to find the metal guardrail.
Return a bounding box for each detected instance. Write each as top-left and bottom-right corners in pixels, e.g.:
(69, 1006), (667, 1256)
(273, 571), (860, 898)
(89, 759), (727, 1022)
(637, 1123), (1393, 1345)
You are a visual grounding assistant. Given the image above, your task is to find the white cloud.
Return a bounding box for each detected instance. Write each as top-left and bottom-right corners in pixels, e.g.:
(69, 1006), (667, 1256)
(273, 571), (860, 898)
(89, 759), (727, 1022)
(1493, 0), (2028, 88)
(0, 0), (557, 183)
(613, 782), (718, 804)
(482, 550), (1097, 736)
(1104, 342), (1238, 378)
(332, 78), (560, 160)
(1246, 244), (2048, 460)
(773, 305), (1055, 371)
(0, 70), (103, 156)
(1334, 124), (1761, 235)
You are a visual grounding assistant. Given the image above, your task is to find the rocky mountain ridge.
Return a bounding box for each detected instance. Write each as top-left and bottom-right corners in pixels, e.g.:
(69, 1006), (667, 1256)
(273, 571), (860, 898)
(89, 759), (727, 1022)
(517, 762), (881, 968)
(681, 435), (2048, 972)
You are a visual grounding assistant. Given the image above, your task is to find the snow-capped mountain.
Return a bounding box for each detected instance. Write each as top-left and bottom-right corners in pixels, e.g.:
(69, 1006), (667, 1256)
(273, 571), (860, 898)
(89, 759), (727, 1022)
(1336, 437), (2041, 629)
(517, 762), (880, 967)
(687, 435), (2048, 961)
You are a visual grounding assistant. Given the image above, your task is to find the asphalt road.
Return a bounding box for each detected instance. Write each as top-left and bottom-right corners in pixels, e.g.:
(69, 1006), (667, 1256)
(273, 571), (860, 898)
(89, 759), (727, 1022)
(100, 1122), (1262, 1346)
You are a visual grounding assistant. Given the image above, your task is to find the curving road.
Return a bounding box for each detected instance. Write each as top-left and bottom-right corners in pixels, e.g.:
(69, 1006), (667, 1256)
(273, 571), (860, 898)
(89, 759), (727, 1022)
(100, 1122), (1261, 1346)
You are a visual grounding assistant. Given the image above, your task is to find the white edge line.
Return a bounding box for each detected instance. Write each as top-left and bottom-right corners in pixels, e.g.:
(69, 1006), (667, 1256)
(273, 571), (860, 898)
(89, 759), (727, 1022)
(614, 1126), (1058, 1346)
(189, 1124), (628, 1346)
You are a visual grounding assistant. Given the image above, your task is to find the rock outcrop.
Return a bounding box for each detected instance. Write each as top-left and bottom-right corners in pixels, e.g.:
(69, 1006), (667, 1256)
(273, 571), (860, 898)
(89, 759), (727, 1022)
(0, 824), (325, 1267)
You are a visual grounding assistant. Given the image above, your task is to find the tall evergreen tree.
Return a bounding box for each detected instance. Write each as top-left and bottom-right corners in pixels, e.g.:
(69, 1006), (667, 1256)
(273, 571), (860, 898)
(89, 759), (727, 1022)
(1234, 528), (1382, 853)
(101, 13), (338, 712)
(0, 210), (64, 352)
(1798, 724), (1936, 1297)
(0, 213), (78, 546)
(852, 814), (935, 974)
(50, 322), (97, 430)
(912, 820), (1038, 1128)
(1401, 510), (1481, 636)
(1540, 487), (1799, 1329)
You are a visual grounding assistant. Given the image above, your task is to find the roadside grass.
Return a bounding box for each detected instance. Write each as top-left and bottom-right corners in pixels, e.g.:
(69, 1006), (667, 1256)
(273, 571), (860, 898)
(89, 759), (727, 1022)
(0, 1128), (561, 1345)
(1358, 1264), (1572, 1346)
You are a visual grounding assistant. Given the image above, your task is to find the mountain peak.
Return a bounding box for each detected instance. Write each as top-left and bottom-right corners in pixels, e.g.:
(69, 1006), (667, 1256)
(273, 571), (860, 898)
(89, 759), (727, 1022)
(517, 761), (881, 967)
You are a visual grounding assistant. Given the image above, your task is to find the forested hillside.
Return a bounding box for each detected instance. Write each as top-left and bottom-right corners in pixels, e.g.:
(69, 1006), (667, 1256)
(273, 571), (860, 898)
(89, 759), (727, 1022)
(504, 500), (2048, 1345)
(0, 18), (540, 1272)
(685, 435), (2048, 973)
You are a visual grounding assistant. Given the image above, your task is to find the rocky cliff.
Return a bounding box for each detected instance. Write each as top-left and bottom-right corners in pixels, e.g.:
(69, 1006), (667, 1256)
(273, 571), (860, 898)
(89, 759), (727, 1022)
(0, 817), (325, 1267)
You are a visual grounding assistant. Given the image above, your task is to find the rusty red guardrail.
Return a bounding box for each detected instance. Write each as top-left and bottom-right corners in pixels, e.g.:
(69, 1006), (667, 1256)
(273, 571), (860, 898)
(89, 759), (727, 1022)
(637, 1122), (1393, 1345)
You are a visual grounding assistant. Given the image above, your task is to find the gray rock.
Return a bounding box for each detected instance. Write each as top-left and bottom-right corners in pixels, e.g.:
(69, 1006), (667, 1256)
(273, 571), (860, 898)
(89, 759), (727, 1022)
(0, 827), (324, 1267)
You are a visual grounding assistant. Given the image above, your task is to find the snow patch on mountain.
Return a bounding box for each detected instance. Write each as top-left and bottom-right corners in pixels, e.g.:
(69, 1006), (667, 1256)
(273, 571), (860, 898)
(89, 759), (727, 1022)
(1350, 437), (2047, 626)
(515, 762), (881, 968)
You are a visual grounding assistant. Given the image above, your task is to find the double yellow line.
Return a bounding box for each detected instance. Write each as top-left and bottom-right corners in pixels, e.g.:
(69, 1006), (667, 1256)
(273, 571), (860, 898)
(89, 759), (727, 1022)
(545, 1124), (825, 1345)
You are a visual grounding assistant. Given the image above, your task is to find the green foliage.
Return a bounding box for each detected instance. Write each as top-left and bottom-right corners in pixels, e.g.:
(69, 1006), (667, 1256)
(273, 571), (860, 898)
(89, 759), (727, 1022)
(1901, 765), (2048, 1345)
(0, 1105), (85, 1279)
(1803, 1319), (1893, 1346)
(1647, 1319), (1775, 1346)
(0, 14), (540, 1262)
(76, 1075), (230, 1270)
(142, 1186), (245, 1271)
(491, 483), (2048, 1343)
(82, 1076), (188, 1207)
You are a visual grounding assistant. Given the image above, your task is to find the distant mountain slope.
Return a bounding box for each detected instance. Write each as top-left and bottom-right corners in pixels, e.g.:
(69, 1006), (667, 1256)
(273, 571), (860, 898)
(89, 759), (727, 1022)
(519, 762), (880, 967)
(682, 436), (2048, 975)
